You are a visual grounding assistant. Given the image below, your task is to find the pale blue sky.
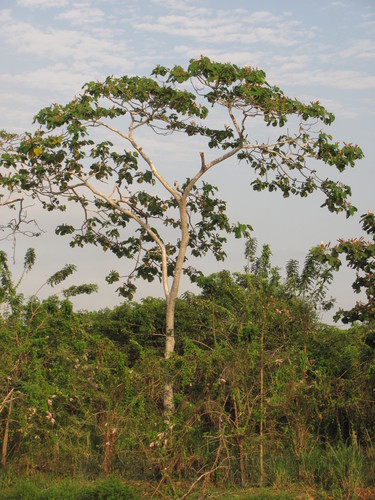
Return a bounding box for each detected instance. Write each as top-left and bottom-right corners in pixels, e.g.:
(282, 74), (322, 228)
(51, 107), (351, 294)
(1, 0), (374, 321)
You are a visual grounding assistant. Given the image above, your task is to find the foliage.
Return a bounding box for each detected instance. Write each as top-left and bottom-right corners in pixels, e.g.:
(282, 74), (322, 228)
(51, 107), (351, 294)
(0, 56), (362, 300)
(0, 249), (103, 473)
(312, 211), (375, 324)
(0, 261), (374, 496)
(285, 251), (335, 311)
(0, 248), (97, 316)
(0, 130), (41, 239)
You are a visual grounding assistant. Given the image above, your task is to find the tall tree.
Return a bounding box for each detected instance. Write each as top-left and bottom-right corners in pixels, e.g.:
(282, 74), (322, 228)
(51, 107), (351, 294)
(0, 57), (363, 413)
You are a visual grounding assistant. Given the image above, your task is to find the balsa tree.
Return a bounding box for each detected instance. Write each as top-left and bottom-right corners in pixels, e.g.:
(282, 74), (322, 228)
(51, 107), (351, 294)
(0, 57), (363, 413)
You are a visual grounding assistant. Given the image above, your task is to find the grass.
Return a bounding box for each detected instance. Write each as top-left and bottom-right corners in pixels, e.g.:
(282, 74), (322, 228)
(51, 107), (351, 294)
(0, 475), (139, 499)
(0, 445), (373, 500)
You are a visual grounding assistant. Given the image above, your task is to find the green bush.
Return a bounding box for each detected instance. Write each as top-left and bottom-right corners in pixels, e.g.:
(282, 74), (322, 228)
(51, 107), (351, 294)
(1, 261), (374, 495)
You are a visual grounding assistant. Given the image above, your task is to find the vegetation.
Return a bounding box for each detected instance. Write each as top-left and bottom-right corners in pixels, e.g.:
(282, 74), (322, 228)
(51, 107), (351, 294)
(312, 211), (375, 326)
(0, 241), (374, 498)
(0, 131), (41, 238)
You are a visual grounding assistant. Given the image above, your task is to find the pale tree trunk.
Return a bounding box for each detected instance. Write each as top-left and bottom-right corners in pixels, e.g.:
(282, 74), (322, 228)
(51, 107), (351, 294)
(161, 150), (241, 415)
(163, 297), (176, 416)
(162, 199), (189, 416)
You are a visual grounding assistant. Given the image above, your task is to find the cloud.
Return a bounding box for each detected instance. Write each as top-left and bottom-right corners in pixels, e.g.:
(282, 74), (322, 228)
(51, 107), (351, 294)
(56, 2), (106, 26)
(268, 54), (310, 71)
(0, 92), (44, 131)
(0, 9), (12, 22)
(135, 10), (308, 48)
(274, 68), (375, 90)
(340, 39), (375, 60)
(17, 0), (69, 7)
(150, 0), (209, 15)
(0, 11), (132, 72)
(0, 8), (137, 122)
(0, 64), (93, 94)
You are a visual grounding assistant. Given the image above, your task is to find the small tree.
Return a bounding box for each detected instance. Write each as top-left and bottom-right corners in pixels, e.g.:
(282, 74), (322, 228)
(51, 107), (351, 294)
(0, 57), (363, 413)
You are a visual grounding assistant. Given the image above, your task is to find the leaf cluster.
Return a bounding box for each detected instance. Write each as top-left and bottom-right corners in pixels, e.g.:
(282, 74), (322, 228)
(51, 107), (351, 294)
(312, 212), (375, 324)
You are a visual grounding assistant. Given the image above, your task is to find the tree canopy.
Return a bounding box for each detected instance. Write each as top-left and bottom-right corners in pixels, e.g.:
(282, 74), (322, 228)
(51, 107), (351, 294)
(0, 57), (362, 297)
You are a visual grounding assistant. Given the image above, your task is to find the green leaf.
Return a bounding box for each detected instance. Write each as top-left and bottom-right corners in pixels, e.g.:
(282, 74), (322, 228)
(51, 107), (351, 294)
(47, 264), (77, 287)
(105, 270), (120, 284)
(63, 283), (98, 297)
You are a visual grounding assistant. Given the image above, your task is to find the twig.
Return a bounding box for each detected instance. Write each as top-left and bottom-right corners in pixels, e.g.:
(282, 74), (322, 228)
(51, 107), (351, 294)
(0, 388), (14, 414)
(1, 389), (14, 467)
(178, 464), (226, 500)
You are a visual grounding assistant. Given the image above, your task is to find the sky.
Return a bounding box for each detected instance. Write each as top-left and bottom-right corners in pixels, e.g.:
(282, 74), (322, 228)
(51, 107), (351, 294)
(0, 0), (374, 322)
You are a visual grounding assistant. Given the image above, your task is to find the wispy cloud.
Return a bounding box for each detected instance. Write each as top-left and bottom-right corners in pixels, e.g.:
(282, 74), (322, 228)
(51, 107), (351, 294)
(274, 69), (375, 91)
(17, 0), (69, 7)
(136, 9), (309, 48)
(0, 92), (43, 131)
(0, 64), (94, 93)
(340, 39), (375, 60)
(56, 2), (106, 26)
(361, 12), (374, 20)
(0, 9), (132, 71)
(150, 0), (209, 15)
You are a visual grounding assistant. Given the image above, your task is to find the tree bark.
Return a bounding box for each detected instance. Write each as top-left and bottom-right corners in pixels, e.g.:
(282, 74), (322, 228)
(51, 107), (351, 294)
(1, 392), (13, 468)
(259, 311), (265, 487)
(163, 296), (176, 416)
(162, 199), (189, 416)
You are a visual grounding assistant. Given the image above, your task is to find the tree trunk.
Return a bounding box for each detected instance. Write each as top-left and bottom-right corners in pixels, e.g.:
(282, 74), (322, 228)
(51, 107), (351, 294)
(163, 296), (176, 416)
(259, 311), (265, 487)
(1, 393), (13, 468)
(162, 199), (189, 416)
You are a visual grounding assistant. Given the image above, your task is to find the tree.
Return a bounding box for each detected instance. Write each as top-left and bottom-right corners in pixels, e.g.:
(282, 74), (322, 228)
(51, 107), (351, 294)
(312, 211), (375, 326)
(0, 56), (363, 414)
(285, 252), (335, 312)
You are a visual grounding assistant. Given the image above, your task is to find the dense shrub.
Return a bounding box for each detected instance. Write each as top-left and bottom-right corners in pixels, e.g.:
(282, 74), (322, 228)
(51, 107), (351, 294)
(1, 265), (374, 497)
